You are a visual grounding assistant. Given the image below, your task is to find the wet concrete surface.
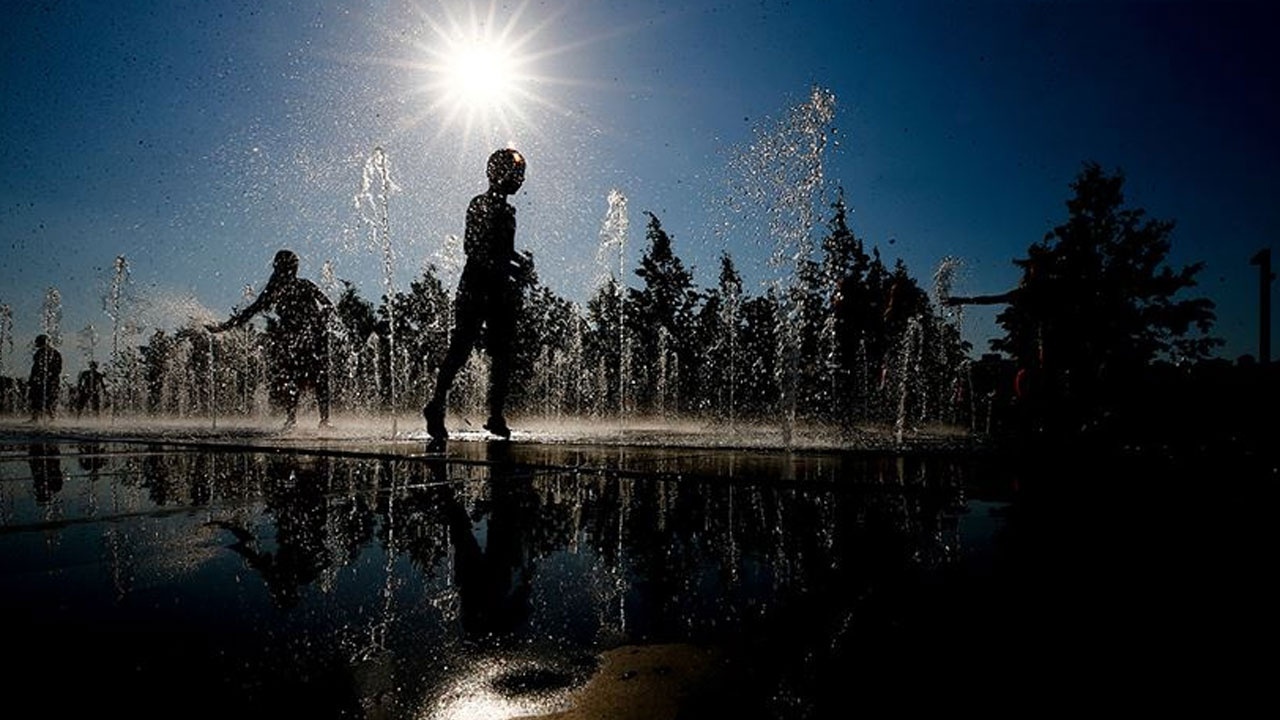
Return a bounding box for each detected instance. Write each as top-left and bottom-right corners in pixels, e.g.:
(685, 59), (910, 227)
(0, 418), (1270, 717)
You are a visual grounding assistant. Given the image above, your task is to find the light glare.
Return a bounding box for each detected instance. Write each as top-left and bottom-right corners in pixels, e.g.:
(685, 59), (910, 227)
(443, 37), (517, 111)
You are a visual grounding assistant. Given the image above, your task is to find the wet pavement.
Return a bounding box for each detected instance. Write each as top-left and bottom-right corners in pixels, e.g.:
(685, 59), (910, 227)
(0, 418), (1270, 717)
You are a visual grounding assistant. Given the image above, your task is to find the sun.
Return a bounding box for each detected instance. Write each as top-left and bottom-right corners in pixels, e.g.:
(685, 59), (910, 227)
(440, 35), (519, 113)
(412, 1), (553, 148)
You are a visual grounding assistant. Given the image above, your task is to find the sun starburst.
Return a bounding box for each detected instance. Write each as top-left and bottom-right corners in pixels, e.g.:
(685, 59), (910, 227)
(411, 0), (555, 151)
(440, 35), (519, 112)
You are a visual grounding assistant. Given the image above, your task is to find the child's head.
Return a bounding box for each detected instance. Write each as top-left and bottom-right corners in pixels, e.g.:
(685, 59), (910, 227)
(486, 148), (526, 195)
(272, 249), (300, 276)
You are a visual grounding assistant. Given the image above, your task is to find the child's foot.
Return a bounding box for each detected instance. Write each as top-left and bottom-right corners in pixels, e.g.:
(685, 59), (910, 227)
(483, 415), (511, 439)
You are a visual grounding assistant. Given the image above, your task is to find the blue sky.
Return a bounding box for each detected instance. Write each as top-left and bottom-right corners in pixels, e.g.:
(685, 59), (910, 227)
(2, 0), (1277, 376)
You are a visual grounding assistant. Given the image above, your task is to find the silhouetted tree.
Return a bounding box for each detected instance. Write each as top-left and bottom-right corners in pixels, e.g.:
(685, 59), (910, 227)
(791, 256), (831, 417)
(883, 260), (929, 336)
(876, 260), (935, 426)
(333, 280), (379, 411)
(832, 244), (892, 422)
(628, 212), (700, 414)
(386, 267), (452, 407)
(501, 249), (542, 414)
(585, 277), (626, 416)
(141, 329), (173, 415)
(696, 252), (746, 420)
(336, 280), (377, 341)
(206, 320), (265, 417)
(739, 290), (781, 415)
(511, 269), (578, 416)
(991, 161), (1220, 433)
(817, 190), (864, 420)
(820, 188), (863, 288)
(175, 323), (212, 414)
(109, 343), (146, 415)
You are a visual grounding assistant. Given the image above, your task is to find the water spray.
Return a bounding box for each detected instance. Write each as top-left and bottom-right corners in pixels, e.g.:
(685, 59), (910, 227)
(728, 86), (838, 447)
(42, 287), (63, 348)
(598, 189), (630, 421)
(107, 256), (130, 423)
(0, 304), (11, 411)
(357, 147), (398, 434)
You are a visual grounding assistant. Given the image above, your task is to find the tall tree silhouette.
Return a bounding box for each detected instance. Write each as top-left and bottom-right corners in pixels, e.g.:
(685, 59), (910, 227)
(628, 212), (700, 414)
(585, 277), (626, 416)
(513, 273), (579, 415)
(992, 161), (1220, 431)
(386, 267), (452, 407)
(830, 226), (892, 421)
(696, 252), (746, 419)
(819, 189), (873, 420)
(820, 188), (863, 288)
(739, 290), (781, 415)
(332, 280), (380, 411)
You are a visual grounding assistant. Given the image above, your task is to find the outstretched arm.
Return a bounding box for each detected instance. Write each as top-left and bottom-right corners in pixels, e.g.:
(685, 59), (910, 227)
(943, 290), (1018, 307)
(208, 279), (278, 332)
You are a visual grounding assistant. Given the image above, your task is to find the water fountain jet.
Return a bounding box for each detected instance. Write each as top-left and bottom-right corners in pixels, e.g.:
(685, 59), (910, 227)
(726, 86), (837, 447)
(357, 146), (399, 433)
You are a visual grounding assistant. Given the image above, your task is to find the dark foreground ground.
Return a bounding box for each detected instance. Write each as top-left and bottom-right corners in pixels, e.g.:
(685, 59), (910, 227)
(0, 416), (1272, 718)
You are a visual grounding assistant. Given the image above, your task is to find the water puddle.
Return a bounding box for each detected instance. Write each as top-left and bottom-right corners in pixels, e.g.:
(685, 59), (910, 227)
(0, 435), (1041, 717)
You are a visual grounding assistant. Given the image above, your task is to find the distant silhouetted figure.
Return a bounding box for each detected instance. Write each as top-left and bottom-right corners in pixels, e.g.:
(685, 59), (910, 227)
(76, 360), (107, 417)
(0, 376), (18, 414)
(27, 334), (62, 423)
(208, 249), (334, 430)
(423, 148), (530, 441)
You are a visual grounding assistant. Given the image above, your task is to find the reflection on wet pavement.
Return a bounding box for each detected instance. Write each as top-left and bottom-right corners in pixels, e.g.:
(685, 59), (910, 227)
(7, 433), (1235, 717)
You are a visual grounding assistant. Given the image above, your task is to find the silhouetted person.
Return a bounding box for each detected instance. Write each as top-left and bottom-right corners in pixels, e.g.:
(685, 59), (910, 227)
(208, 249), (334, 430)
(211, 456), (345, 609)
(27, 334), (62, 423)
(0, 376), (18, 414)
(423, 148), (530, 441)
(76, 360), (106, 417)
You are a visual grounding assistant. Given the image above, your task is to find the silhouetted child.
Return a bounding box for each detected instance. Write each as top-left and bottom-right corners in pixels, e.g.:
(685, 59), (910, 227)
(208, 249), (334, 430)
(27, 334), (62, 423)
(423, 148), (530, 440)
(76, 360), (106, 417)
